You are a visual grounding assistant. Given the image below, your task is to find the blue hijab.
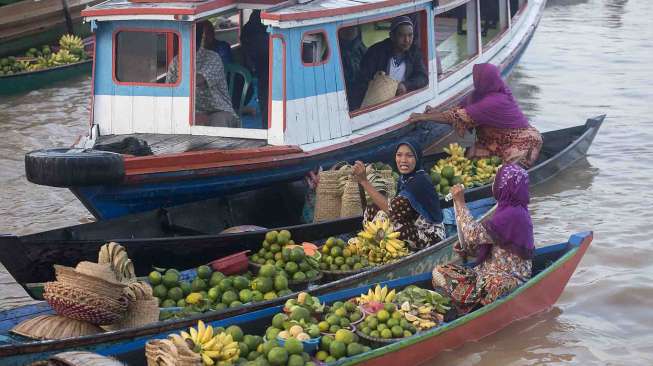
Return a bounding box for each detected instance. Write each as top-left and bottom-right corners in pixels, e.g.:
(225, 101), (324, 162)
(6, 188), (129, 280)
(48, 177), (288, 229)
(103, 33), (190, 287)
(395, 141), (443, 223)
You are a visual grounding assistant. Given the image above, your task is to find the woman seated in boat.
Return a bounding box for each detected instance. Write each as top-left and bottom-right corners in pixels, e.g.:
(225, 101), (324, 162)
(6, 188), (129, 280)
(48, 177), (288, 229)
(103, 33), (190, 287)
(409, 63), (543, 168)
(352, 140), (446, 251)
(432, 164), (534, 314)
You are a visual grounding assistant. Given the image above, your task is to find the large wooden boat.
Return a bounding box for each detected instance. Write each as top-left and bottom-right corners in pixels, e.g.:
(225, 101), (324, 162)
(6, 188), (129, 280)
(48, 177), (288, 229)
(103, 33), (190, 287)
(0, 231), (593, 365)
(0, 115), (603, 288)
(23, 0), (548, 219)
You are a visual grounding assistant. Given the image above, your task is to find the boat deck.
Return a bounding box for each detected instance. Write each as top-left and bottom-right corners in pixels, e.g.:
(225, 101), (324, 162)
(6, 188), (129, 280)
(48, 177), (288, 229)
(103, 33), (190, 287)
(95, 134), (268, 155)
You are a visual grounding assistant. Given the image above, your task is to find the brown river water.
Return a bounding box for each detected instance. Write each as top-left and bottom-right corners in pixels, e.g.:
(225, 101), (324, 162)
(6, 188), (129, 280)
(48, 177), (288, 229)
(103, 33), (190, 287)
(1, 0), (652, 364)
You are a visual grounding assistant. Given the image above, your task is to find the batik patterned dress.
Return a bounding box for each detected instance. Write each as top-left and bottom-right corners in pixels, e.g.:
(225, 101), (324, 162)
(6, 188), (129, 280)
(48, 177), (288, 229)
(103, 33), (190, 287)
(364, 195), (446, 251)
(443, 107), (543, 168)
(431, 202), (532, 314)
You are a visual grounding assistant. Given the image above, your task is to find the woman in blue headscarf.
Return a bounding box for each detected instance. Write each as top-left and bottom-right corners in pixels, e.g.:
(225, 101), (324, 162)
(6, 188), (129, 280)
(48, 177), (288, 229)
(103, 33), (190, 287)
(352, 140), (446, 250)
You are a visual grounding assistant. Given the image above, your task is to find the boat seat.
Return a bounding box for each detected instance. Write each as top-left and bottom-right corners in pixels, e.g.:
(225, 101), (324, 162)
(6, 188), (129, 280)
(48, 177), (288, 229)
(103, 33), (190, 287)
(225, 63), (253, 114)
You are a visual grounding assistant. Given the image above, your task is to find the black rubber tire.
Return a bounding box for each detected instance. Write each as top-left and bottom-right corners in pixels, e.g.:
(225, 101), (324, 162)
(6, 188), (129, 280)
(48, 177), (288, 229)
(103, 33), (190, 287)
(25, 149), (125, 187)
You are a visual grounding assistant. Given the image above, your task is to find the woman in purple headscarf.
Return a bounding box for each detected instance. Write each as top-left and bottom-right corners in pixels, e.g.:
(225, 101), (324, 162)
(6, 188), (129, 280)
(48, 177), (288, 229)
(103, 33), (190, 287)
(409, 63), (542, 167)
(431, 164), (534, 314)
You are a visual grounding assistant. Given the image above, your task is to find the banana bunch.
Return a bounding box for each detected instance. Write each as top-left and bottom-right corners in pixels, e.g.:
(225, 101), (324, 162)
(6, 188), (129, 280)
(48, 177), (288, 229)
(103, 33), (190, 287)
(180, 320), (240, 365)
(98, 242), (135, 283)
(51, 49), (79, 65)
(472, 158), (500, 185)
(398, 301), (440, 330)
(27, 56), (55, 71)
(357, 218), (409, 262)
(356, 284), (396, 304)
(59, 34), (84, 53)
(442, 143), (465, 158)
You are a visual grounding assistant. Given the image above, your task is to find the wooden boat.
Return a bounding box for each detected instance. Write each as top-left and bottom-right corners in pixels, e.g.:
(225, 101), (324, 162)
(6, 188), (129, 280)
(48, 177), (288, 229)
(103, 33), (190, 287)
(0, 203), (496, 364)
(0, 0), (101, 57)
(0, 59), (92, 96)
(0, 231), (593, 365)
(0, 114), (603, 288)
(23, 0), (548, 220)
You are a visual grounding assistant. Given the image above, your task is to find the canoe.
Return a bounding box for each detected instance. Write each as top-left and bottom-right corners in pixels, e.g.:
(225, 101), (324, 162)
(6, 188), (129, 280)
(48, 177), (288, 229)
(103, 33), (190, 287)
(1, 231), (593, 365)
(0, 202), (496, 364)
(0, 115), (604, 287)
(0, 59), (92, 96)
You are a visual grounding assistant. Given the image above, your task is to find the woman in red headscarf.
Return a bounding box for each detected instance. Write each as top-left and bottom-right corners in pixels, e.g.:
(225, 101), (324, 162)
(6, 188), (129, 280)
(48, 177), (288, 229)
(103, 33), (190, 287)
(409, 63), (542, 167)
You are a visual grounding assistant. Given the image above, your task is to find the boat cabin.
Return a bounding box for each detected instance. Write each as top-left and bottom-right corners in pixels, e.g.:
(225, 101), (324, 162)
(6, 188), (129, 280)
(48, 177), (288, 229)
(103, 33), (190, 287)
(82, 0), (532, 149)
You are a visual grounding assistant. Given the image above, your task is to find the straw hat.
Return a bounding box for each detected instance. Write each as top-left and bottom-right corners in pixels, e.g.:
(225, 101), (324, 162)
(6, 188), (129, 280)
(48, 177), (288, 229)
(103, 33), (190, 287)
(54, 262), (127, 300)
(11, 314), (103, 340)
(360, 71), (399, 108)
(43, 281), (128, 325)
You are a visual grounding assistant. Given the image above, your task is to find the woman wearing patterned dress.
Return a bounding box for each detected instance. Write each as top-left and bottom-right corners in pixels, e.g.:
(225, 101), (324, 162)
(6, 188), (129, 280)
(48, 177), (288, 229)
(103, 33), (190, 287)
(352, 141), (446, 251)
(408, 63), (543, 168)
(432, 164), (534, 314)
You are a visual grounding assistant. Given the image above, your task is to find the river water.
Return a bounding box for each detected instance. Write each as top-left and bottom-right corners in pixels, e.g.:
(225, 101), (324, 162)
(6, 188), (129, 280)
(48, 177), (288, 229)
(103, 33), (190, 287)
(1, 0), (652, 364)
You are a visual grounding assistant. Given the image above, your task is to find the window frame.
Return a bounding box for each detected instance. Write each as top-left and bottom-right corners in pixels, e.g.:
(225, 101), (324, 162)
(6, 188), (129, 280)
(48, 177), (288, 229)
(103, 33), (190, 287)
(337, 9), (430, 117)
(480, 0), (511, 51)
(112, 28), (182, 88)
(300, 29), (331, 67)
(434, 0), (480, 81)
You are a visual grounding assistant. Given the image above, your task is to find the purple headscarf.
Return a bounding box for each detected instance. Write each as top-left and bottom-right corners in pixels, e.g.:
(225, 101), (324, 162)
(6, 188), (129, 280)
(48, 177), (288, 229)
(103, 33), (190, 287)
(463, 63), (529, 129)
(475, 164), (534, 264)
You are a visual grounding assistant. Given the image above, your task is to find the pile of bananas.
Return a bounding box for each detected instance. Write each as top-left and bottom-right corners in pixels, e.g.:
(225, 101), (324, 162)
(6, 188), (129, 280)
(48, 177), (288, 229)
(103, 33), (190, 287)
(51, 49), (80, 65)
(354, 284), (396, 304)
(430, 143), (502, 195)
(348, 218), (409, 264)
(397, 301), (440, 330)
(180, 320), (240, 365)
(59, 34), (84, 52)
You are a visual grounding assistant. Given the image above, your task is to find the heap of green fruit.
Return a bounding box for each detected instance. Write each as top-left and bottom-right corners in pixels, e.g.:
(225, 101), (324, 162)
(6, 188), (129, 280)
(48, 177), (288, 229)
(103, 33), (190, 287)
(314, 329), (370, 364)
(319, 236), (369, 272)
(0, 34), (87, 76)
(150, 262), (292, 314)
(357, 302), (418, 340)
(250, 230), (321, 283)
(251, 337), (317, 366)
(394, 285), (451, 331)
(265, 292), (323, 343)
(430, 143), (502, 195)
(318, 300), (364, 334)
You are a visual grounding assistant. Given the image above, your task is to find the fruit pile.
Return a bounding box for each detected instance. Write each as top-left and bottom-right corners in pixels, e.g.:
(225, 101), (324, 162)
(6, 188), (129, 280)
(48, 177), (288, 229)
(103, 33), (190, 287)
(265, 292), (323, 343)
(315, 329), (369, 363)
(0, 35), (87, 76)
(430, 143), (502, 195)
(394, 285), (451, 330)
(178, 320), (241, 365)
(357, 302), (418, 340)
(150, 263), (292, 314)
(319, 236), (370, 272)
(254, 337), (317, 366)
(318, 300), (364, 334)
(347, 218), (409, 264)
(250, 230), (321, 283)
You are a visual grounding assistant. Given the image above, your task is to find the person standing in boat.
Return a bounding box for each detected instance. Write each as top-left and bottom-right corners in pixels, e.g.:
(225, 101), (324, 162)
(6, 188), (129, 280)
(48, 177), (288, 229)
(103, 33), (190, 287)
(409, 63), (543, 168)
(352, 140), (446, 251)
(350, 16), (428, 110)
(338, 25), (367, 110)
(167, 20), (239, 128)
(241, 10), (269, 128)
(432, 164), (534, 314)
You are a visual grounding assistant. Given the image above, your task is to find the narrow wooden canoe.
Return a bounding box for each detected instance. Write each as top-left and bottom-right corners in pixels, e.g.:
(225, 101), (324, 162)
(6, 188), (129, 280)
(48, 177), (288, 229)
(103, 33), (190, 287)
(10, 231), (593, 365)
(0, 203), (495, 363)
(0, 59), (92, 95)
(0, 115), (604, 287)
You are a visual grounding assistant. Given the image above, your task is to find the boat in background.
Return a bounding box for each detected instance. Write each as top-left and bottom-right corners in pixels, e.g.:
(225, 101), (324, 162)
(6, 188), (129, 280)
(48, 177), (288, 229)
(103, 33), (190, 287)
(23, 0), (548, 220)
(0, 231), (593, 365)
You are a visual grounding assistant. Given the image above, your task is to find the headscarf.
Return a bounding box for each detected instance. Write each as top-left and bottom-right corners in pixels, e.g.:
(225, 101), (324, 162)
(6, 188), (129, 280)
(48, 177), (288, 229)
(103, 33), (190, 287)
(476, 164), (534, 264)
(463, 63), (529, 129)
(395, 140), (443, 224)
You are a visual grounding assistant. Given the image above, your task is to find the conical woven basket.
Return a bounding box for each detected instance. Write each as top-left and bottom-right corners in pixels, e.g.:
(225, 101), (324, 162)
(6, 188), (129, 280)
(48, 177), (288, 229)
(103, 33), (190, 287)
(361, 71), (399, 108)
(11, 314), (103, 340)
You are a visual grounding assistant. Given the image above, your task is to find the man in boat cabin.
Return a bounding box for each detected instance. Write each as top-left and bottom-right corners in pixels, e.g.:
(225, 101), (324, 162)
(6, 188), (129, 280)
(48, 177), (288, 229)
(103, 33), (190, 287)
(350, 16), (428, 110)
(167, 20), (240, 128)
(338, 26), (367, 110)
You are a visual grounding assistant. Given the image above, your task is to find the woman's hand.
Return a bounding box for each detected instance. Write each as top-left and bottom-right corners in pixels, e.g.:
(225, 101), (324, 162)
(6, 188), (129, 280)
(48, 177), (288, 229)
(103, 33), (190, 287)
(352, 161), (368, 184)
(451, 184), (466, 203)
(408, 112), (429, 123)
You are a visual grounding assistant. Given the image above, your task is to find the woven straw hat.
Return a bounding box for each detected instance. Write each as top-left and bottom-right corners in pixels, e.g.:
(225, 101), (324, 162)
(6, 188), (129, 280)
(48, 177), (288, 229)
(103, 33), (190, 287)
(54, 262), (126, 300)
(11, 314), (103, 340)
(43, 281), (128, 325)
(45, 351), (124, 366)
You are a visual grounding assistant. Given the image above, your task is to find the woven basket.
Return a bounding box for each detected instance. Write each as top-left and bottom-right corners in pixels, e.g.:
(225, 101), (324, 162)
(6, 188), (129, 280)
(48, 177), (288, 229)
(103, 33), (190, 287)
(54, 263), (127, 300)
(361, 71), (399, 108)
(11, 314), (103, 340)
(314, 169), (344, 222)
(340, 180), (364, 217)
(355, 328), (405, 348)
(320, 266), (367, 281)
(43, 281), (128, 325)
(104, 298), (160, 330)
(145, 338), (203, 366)
(378, 170), (397, 198)
(48, 351), (125, 366)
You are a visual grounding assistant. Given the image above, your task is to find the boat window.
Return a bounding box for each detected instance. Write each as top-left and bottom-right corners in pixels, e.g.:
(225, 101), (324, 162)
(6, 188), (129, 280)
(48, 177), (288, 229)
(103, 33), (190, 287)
(435, 1), (479, 78)
(301, 31), (329, 65)
(511, 0), (527, 18)
(339, 10), (429, 113)
(481, 0), (510, 49)
(114, 31), (180, 85)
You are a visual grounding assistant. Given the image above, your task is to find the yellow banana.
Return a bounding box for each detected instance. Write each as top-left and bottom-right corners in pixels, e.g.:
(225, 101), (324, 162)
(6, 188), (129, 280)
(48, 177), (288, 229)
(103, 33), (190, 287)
(201, 353), (215, 365)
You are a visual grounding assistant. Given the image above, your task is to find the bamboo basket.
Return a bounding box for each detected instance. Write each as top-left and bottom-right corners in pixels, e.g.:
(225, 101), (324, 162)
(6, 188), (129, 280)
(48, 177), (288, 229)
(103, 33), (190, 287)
(314, 165), (348, 222)
(340, 180), (364, 217)
(361, 71), (399, 108)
